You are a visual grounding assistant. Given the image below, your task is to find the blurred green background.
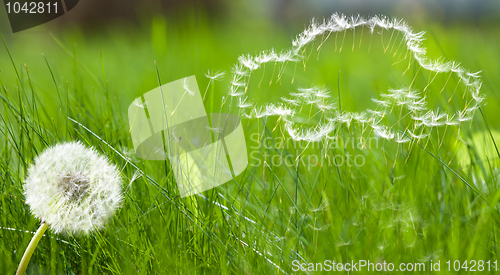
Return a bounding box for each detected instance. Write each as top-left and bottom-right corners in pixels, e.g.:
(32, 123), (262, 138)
(1, 0), (500, 274)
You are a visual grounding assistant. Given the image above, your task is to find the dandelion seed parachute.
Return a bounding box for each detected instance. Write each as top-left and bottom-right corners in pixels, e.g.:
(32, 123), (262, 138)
(204, 70), (226, 81)
(24, 141), (123, 234)
(227, 13), (484, 143)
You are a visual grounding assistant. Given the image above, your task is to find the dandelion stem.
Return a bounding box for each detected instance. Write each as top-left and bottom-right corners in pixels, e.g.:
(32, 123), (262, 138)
(16, 221), (48, 275)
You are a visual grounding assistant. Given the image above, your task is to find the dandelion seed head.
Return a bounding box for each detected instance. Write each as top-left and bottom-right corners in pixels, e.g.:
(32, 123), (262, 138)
(132, 98), (146, 109)
(182, 78), (195, 96)
(237, 96), (252, 109)
(127, 170), (142, 189)
(205, 70), (226, 81)
(24, 141), (123, 234)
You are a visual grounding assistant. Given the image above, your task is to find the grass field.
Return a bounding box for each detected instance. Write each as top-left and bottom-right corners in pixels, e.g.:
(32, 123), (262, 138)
(1, 12), (500, 274)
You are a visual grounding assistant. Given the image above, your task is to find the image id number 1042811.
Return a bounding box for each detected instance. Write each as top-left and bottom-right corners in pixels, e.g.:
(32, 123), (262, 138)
(443, 260), (498, 272)
(5, 2), (58, 13)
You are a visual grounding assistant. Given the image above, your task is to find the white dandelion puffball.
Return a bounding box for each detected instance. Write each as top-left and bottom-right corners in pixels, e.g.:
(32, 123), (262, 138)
(24, 141), (123, 234)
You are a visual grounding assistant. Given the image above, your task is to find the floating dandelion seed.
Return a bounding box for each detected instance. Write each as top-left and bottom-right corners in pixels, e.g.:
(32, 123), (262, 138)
(204, 69), (226, 81)
(17, 141), (123, 275)
(227, 13), (484, 144)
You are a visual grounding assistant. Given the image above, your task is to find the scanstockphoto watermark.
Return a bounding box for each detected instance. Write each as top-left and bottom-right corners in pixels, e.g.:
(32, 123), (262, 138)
(248, 133), (381, 170)
(292, 260), (427, 272)
(292, 259), (500, 272)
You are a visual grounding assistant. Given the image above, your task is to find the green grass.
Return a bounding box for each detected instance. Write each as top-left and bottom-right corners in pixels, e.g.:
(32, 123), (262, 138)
(1, 13), (500, 274)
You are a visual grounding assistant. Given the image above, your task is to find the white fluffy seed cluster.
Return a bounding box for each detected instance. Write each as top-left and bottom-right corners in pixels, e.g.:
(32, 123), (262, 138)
(24, 141), (123, 234)
(226, 13), (484, 143)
